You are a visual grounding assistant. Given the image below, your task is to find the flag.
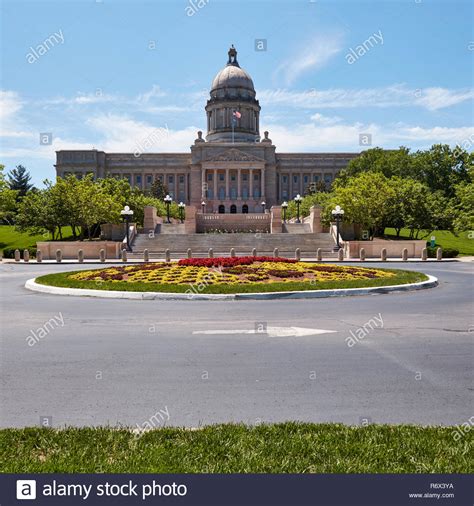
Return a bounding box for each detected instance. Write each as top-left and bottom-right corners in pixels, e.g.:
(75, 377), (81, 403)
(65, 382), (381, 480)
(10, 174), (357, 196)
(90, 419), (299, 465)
(233, 111), (241, 119)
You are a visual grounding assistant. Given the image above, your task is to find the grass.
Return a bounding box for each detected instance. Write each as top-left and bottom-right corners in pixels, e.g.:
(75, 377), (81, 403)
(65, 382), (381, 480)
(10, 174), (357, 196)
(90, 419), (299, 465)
(35, 268), (428, 294)
(0, 225), (74, 252)
(384, 228), (474, 256)
(0, 423), (470, 473)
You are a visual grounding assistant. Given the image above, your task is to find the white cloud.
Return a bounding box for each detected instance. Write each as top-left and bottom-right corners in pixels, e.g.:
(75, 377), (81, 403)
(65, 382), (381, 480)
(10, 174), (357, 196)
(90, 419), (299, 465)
(262, 119), (473, 152)
(273, 33), (344, 86)
(260, 84), (474, 111)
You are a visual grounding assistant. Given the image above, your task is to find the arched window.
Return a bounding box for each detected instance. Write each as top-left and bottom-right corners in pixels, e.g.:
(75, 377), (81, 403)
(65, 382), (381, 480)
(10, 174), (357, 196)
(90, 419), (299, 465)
(242, 204), (249, 214)
(230, 204), (237, 214)
(218, 204), (225, 214)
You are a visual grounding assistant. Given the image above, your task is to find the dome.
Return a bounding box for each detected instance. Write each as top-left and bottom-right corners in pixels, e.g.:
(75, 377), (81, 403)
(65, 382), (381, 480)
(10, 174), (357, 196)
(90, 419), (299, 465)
(211, 65), (255, 93)
(210, 45), (256, 97)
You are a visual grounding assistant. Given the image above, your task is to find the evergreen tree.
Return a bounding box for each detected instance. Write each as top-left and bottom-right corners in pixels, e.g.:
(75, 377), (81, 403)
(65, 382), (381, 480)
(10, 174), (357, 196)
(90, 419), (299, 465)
(7, 165), (34, 197)
(149, 178), (168, 200)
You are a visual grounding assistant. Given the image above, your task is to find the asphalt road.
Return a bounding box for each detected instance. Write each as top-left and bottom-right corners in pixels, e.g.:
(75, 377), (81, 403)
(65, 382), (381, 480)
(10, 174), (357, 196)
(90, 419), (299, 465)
(0, 261), (472, 428)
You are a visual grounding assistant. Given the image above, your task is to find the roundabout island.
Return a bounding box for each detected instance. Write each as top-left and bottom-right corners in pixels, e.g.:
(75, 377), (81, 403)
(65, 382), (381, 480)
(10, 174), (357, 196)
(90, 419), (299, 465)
(26, 256), (437, 300)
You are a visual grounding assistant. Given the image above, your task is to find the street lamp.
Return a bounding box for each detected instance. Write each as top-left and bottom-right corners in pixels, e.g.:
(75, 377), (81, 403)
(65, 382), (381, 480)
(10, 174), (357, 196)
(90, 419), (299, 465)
(294, 194), (303, 223)
(261, 201), (266, 213)
(178, 202), (185, 223)
(201, 200), (206, 213)
(331, 205), (345, 250)
(120, 205), (134, 251)
(281, 201), (288, 223)
(164, 194), (172, 223)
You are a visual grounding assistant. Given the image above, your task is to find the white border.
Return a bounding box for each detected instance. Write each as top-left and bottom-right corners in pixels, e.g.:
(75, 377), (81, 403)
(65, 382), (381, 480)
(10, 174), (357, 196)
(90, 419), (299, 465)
(25, 275), (438, 300)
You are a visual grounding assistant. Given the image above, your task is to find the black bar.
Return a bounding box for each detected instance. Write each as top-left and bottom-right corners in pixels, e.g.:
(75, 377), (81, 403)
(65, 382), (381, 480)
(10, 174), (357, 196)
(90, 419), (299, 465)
(3, 473), (472, 506)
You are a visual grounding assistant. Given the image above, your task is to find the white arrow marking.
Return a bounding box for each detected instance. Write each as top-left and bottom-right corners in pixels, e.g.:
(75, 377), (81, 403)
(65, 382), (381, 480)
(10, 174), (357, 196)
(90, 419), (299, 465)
(192, 326), (337, 337)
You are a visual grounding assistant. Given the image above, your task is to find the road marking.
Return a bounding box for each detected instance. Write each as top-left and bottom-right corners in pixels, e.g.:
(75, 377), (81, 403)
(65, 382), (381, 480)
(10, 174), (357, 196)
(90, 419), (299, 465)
(193, 326), (337, 337)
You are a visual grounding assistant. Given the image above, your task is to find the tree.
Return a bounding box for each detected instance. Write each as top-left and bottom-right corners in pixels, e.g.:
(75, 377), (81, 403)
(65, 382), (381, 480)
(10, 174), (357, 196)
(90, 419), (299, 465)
(7, 165), (34, 197)
(411, 144), (472, 199)
(338, 147), (415, 184)
(451, 182), (474, 233)
(149, 179), (168, 200)
(0, 165), (18, 223)
(325, 172), (394, 239)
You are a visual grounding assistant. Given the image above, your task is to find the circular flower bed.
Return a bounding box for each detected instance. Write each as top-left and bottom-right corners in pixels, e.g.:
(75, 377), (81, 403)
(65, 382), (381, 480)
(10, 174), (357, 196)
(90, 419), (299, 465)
(34, 257), (429, 295)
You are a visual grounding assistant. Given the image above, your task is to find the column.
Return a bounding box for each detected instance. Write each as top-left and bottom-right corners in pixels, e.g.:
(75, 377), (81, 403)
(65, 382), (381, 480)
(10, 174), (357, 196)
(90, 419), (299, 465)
(289, 171), (293, 199)
(201, 168), (206, 199)
(261, 168), (265, 199)
(175, 173), (179, 201)
(225, 168), (230, 199)
(300, 171), (304, 195)
(237, 168), (241, 199)
(141, 170), (145, 190)
(213, 169), (218, 201)
(184, 172), (188, 203)
(249, 169), (254, 199)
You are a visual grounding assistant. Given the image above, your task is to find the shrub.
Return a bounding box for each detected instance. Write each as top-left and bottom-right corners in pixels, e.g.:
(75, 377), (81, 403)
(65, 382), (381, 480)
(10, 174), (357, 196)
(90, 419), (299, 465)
(2, 247), (37, 259)
(426, 245), (459, 258)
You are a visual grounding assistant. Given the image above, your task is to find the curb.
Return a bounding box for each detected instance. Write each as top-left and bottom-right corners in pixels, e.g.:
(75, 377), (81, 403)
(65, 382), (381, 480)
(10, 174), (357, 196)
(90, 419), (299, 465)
(25, 275), (439, 301)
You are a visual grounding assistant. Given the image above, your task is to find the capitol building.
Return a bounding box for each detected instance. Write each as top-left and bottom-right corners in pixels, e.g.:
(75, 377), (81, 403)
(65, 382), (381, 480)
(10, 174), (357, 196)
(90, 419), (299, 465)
(55, 46), (359, 213)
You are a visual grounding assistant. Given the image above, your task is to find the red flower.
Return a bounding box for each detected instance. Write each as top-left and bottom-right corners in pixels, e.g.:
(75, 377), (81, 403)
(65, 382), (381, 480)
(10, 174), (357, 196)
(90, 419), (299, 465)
(177, 256), (297, 267)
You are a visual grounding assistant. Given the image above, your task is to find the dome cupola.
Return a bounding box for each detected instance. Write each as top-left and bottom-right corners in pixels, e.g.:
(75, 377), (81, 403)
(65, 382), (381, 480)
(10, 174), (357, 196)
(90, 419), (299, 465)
(205, 46), (261, 143)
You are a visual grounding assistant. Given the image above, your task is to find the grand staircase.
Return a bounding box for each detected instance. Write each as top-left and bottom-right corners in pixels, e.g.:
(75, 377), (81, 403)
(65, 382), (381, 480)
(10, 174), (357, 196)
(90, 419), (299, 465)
(129, 232), (337, 259)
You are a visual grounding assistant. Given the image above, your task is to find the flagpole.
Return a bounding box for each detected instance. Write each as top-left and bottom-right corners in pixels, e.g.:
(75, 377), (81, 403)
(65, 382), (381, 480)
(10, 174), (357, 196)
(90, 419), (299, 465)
(232, 115), (235, 144)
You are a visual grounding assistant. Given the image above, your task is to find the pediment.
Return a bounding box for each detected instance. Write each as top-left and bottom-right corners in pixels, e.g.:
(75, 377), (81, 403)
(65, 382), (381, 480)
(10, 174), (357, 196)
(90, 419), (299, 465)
(205, 148), (265, 163)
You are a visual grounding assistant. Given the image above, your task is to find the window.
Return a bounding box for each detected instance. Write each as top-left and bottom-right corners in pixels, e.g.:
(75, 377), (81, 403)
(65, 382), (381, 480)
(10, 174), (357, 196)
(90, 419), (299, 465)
(242, 187), (248, 199)
(219, 187), (225, 200)
(208, 189), (214, 199)
(242, 174), (248, 181)
(254, 174), (259, 181)
(179, 175), (184, 184)
(282, 190), (288, 199)
(230, 204), (237, 214)
(135, 175), (142, 185)
(282, 175), (288, 184)
(168, 175), (174, 184)
(146, 175), (153, 185)
(231, 174), (236, 181)
(219, 174), (225, 181)
(324, 174), (332, 183)
(313, 174), (320, 182)
(293, 175), (298, 183)
(242, 204), (249, 213)
(253, 187), (260, 198)
(304, 175), (309, 184)
(207, 173), (213, 181)
(218, 204), (225, 213)
(230, 187), (237, 199)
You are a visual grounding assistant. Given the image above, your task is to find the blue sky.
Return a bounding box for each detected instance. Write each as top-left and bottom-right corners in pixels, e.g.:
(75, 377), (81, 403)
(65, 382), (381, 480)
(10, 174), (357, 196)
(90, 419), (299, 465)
(1, 0), (473, 185)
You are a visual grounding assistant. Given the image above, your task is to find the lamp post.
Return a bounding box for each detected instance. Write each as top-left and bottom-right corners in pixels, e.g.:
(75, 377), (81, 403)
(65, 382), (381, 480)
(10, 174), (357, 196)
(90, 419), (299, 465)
(261, 201), (266, 213)
(178, 202), (185, 223)
(164, 194), (172, 223)
(294, 194), (303, 223)
(331, 205), (345, 250)
(281, 201), (288, 223)
(201, 200), (206, 213)
(120, 205), (134, 251)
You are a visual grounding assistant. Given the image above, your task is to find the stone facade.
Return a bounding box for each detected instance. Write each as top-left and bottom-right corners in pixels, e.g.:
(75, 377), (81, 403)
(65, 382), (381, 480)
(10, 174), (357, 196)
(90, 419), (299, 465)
(55, 46), (359, 213)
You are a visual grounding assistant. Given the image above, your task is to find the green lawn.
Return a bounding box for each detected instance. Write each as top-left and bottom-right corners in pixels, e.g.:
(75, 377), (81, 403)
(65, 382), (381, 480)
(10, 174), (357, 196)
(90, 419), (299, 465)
(0, 225), (74, 253)
(35, 268), (428, 294)
(0, 423), (470, 473)
(384, 228), (474, 256)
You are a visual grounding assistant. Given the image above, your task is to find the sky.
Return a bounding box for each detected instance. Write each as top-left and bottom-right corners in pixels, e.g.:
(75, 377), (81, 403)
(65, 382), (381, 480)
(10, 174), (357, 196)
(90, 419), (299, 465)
(1, 0), (473, 186)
